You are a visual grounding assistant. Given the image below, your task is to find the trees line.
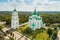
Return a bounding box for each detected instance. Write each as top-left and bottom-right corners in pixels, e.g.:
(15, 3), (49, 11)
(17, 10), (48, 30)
(0, 12), (60, 26)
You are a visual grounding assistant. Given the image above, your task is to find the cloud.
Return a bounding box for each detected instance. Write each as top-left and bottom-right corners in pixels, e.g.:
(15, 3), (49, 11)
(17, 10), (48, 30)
(0, 0), (60, 11)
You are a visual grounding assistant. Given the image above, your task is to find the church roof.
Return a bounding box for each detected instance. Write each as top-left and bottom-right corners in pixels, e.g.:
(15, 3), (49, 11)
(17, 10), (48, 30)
(34, 9), (36, 15)
(32, 23), (36, 26)
(30, 9), (40, 16)
(13, 8), (17, 11)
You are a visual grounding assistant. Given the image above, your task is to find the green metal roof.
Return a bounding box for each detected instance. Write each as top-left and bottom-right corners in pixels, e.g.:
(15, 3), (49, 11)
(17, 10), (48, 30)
(32, 23), (36, 26)
(30, 9), (40, 16)
(34, 9), (36, 15)
(29, 16), (42, 20)
(13, 8), (17, 11)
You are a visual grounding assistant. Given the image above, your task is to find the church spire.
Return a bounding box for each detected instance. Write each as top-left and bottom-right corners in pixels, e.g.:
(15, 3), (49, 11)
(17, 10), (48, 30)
(11, 7), (19, 29)
(13, 7), (17, 11)
(34, 8), (37, 15)
(14, 8), (17, 11)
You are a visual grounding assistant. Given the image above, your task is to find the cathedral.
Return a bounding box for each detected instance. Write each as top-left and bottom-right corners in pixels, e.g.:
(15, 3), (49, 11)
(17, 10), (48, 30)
(29, 9), (45, 30)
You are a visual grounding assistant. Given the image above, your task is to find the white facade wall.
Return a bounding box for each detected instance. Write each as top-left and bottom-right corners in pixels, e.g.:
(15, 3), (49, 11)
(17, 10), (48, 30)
(29, 16), (40, 30)
(11, 11), (19, 29)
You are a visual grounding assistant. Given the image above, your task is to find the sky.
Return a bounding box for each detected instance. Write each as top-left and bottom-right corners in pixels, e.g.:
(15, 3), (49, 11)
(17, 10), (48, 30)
(0, 0), (60, 11)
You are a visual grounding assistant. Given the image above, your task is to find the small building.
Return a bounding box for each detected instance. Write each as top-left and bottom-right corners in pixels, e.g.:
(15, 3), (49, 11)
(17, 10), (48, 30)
(0, 21), (6, 25)
(29, 9), (45, 30)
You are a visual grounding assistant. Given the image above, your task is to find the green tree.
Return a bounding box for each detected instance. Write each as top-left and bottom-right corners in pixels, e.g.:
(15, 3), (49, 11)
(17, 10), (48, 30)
(0, 25), (3, 30)
(22, 27), (33, 36)
(35, 31), (51, 40)
(47, 28), (53, 37)
(9, 37), (14, 40)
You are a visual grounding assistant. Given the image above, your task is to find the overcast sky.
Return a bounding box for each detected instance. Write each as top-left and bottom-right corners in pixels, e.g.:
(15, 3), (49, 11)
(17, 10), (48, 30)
(0, 0), (60, 11)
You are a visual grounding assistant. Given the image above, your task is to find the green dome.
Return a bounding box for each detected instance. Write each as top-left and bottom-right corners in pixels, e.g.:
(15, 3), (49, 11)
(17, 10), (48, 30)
(13, 8), (17, 11)
(30, 9), (40, 16)
(32, 23), (36, 26)
(34, 9), (36, 15)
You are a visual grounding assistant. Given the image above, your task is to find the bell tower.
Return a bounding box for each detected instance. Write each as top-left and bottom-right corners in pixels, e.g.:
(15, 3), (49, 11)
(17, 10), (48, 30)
(11, 8), (19, 29)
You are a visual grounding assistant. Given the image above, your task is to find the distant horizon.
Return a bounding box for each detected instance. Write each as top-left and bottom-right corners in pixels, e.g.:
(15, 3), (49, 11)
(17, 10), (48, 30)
(0, 10), (60, 12)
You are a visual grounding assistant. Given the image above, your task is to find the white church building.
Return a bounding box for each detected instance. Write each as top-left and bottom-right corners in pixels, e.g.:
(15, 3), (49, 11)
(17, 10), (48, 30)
(29, 9), (45, 30)
(11, 8), (19, 29)
(11, 8), (45, 30)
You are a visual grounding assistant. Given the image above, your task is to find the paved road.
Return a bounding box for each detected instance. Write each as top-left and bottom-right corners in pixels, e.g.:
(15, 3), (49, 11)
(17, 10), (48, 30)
(57, 30), (60, 40)
(13, 31), (31, 40)
(2, 22), (31, 40)
(19, 22), (29, 27)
